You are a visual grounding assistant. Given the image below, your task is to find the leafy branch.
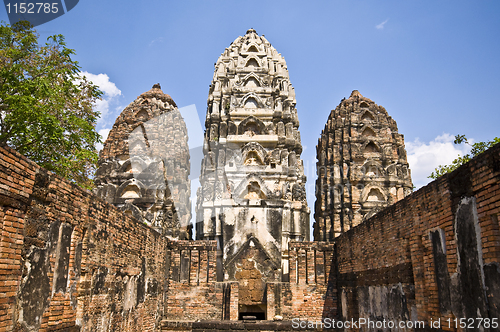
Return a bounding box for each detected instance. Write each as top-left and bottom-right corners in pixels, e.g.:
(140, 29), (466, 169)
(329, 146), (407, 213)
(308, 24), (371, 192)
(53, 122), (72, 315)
(428, 134), (500, 179)
(0, 21), (103, 189)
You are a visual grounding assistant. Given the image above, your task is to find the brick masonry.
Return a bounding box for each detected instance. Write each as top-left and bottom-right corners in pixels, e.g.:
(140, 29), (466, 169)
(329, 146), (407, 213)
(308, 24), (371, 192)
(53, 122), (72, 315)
(0, 141), (499, 331)
(0, 144), (169, 332)
(281, 241), (335, 321)
(331, 141), (500, 329)
(163, 240), (226, 321)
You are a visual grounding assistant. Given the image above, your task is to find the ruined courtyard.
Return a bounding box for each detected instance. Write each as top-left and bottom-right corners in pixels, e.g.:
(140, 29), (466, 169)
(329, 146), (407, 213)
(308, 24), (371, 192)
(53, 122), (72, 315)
(0, 29), (499, 332)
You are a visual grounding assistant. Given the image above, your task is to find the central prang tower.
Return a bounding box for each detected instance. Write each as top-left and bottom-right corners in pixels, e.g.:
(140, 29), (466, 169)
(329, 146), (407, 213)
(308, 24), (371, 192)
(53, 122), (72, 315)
(196, 29), (310, 315)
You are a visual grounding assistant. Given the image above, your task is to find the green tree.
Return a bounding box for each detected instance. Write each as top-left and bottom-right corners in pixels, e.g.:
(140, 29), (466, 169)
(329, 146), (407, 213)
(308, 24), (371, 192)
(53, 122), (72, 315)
(428, 134), (500, 179)
(0, 21), (102, 189)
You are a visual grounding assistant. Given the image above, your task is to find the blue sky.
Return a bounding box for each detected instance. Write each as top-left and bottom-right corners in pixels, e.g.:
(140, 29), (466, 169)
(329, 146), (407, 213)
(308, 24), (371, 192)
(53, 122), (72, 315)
(2, 0), (499, 224)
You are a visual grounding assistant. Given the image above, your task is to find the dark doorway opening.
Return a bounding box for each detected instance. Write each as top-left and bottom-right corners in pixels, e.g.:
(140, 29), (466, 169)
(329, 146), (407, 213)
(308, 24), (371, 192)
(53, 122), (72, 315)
(239, 312), (266, 320)
(238, 304), (266, 320)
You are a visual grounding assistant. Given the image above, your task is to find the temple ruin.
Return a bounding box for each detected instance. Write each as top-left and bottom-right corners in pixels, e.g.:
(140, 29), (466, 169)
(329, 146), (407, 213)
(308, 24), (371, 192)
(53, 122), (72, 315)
(195, 28), (310, 317)
(94, 84), (192, 239)
(1, 29), (499, 332)
(314, 90), (413, 240)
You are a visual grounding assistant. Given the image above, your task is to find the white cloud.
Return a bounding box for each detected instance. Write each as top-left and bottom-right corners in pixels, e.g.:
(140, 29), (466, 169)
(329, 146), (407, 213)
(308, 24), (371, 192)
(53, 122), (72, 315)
(79, 72), (122, 125)
(93, 98), (111, 119)
(406, 133), (471, 189)
(96, 128), (111, 152)
(81, 72), (121, 97)
(376, 19), (389, 30)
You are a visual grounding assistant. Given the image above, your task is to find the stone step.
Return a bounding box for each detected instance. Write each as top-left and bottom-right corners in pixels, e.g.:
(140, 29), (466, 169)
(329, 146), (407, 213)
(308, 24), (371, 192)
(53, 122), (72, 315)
(161, 320), (324, 332)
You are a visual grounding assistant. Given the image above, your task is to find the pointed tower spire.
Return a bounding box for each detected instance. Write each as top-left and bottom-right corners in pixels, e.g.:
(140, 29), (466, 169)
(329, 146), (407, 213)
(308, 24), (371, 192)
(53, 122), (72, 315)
(95, 85), (191, 239)
(314, 92), (413, 240)
(196, 31), (310, 301)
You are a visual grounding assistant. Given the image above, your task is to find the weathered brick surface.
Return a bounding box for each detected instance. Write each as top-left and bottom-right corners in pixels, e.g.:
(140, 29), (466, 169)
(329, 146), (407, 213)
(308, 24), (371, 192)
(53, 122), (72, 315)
(163, 241), (228, 321)
(329, 142), (500, 330)
(280, 242), (336, 321)
(0, 146), (36, 332)
(0, 145), (168, 332)
(1, 134), (499, 332)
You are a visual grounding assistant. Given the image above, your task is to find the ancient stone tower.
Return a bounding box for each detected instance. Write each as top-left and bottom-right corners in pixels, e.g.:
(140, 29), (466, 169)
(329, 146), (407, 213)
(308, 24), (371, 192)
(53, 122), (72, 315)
(314, 90), (412, 240)
(195, 29), (310, 316)
(95, 84), (192, 239)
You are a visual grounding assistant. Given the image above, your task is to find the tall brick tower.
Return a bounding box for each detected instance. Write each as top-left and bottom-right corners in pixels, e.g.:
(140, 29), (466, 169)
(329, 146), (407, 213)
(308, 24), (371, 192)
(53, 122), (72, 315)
(94, 84), (192, 239)
(314, 90), (412, 240)
(196, 29), (310, 317)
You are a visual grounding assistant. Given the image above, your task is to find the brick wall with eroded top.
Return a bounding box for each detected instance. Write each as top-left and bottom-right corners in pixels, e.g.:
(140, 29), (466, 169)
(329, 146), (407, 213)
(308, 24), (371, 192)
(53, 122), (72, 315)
(0, 145), (168, 331)
(1, 142), (500, 331)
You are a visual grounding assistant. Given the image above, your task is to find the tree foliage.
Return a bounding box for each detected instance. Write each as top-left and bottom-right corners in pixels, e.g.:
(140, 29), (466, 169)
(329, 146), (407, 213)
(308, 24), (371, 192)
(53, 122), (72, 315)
(0, 21), (102, 189)
(428, 134), (500, 179)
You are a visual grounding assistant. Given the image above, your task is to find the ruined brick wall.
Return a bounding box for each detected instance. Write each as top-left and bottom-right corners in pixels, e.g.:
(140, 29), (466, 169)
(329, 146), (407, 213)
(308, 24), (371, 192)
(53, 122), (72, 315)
(330, 142), (500, 328)
(1, 134), (499, 331)
(334, 196), (415, 324)
(163, 240), (231, 321)
(0, 145), (168, 332)
(0, 146), (35, 332)
(280, 242), (336, 321)
(162, 241), (338, 324)
(269, 142), (500, 328)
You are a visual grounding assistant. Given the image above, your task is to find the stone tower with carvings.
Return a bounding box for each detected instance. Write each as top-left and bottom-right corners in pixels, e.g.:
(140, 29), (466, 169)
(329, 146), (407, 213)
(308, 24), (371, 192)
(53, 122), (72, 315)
(195, 29), (310, 316)
(314, 90), (413, 240)
(94, 84), (192, 239)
